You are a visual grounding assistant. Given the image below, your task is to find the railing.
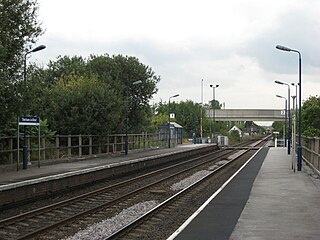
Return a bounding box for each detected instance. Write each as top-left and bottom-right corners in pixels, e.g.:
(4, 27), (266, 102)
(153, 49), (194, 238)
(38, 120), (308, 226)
(301, 136), (320, 173)
(0, 132), (180, 167)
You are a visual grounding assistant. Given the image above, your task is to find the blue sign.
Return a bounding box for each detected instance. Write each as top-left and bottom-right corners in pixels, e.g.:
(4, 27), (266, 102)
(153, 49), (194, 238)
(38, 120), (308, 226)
(19, 116), (40, 126)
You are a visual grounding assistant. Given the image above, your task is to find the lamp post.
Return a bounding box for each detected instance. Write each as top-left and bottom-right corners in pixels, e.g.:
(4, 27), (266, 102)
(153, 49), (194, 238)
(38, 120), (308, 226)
(291, 83), (299, 154)
(275, 80), (291, 154)
(168, 94), (179, 148)
(276, 95), (287, 147)
(291, 95), (297, 172)
(23, 45), (46, 169)
(209, 84), (219, 143)
(125, 80), (142, 155)
(276, 45), (302, 171)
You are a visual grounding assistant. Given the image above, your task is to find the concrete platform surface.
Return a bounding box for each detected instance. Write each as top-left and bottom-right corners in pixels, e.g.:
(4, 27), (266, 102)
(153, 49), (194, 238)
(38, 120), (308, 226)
(0, 144), (209, 187)
(230, 147), (320, 240)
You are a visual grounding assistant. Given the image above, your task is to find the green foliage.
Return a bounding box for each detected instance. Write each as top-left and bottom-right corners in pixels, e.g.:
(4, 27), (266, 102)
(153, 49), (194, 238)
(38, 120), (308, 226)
(0, 0), (43, 81)
(302, 95), (320, 137)
(42, 75), (121, 135)
(229, 130), (240, 143)
(208, 99), (222, 109)
(272, 121), (285, 137)
(0, 0), (43, 133)
(25, 54), (160, 135)
(149, 113), (168, 133)
(152, 99), (231, 138)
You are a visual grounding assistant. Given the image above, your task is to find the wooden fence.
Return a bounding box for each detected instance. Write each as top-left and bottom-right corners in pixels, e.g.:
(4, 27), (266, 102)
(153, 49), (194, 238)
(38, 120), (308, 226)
(0, 132), (180, 166)
(301, 136), (320, 174)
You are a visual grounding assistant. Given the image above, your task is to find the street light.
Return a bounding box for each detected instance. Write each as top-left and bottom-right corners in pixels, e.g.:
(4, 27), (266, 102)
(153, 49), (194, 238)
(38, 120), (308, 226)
(276, 45), (302, 171)
(125, 80), (142, 155)
(291, 83), (299, 155)
(291, 95), (297, 172)
(22, 45), (46, 169)
(276, 94), (287, 147)
(275, 80), (291, 154)
(168, 94), (179, 148)
(209, 84), (219, 143)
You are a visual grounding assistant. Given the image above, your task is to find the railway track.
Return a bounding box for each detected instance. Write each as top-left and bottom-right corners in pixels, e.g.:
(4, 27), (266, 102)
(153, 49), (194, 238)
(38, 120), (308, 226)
(0, 137), (270, 240)
(104, 138), (268, 240)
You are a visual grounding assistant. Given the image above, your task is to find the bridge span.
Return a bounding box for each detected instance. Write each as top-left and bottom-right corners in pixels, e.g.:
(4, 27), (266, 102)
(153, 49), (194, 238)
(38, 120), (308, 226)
(206, 109), (285, 121)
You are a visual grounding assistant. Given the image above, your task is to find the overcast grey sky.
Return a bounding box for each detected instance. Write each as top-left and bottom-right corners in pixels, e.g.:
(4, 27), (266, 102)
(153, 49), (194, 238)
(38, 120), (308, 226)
(34, 0), (320, 110)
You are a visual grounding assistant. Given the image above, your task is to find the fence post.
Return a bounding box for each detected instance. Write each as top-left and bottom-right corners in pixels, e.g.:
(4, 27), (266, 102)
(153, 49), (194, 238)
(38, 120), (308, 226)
(42, 137), (46, 160)
(55, 135), (60, 159)
(9, 137), (13, 164)
(315, 137), (320, 171)
(68, 135), (72, 158)
(79, 135), (82, 157)
(89, 136), (92, 158)
(98, 136), (102, 154)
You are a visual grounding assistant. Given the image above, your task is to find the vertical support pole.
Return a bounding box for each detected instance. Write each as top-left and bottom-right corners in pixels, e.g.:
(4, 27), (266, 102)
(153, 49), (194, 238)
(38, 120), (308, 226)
(27, 137), (31, 164)
(38, 122), (40, 168)
(17, 118), (19, 171)
(287, 87), (291, 155)
(297, 53), (302, 171)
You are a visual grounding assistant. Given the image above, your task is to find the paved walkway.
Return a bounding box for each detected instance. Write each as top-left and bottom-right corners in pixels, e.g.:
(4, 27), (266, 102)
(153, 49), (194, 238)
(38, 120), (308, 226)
(170, 147), (320, 240)
(230, 147), (320, 240)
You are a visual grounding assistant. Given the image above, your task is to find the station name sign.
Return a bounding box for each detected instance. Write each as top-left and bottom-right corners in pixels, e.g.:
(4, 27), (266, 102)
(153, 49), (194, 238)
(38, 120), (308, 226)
(19, 116), (40, 126)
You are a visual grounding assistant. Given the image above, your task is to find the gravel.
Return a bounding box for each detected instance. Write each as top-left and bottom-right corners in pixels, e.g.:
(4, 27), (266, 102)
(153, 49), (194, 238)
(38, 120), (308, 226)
(62, 200), (159, 240)
(62, 167), (229, 240)
(170, 170), (210, 191)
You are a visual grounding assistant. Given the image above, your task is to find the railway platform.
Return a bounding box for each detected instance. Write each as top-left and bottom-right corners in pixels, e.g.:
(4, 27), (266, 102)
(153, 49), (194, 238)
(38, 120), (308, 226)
(0, 143), (210, 187)
(170, 147), (320, 240)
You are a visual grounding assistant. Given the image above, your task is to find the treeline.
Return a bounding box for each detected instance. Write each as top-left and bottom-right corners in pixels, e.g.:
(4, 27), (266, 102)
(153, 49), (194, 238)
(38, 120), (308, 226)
(3, 54), (160, 136)
(272, 95), (320, 137)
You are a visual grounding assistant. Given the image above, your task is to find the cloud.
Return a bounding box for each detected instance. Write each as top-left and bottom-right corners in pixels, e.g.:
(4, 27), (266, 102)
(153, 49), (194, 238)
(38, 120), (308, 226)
(35, 0), (320, 109)
(241, 5), (320, 76)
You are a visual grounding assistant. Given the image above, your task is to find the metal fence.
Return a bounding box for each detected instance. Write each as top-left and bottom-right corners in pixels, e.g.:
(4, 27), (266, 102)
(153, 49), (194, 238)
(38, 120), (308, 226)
(301, 136), (320, 173)
(0, 132), (181, 166)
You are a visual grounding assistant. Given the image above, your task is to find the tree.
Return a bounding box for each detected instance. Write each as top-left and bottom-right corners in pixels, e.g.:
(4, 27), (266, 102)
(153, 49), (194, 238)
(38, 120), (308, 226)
(302, 95), (320, 137)
(229, 130), (241, 143)
(0, 0), (42, 81)
(42, 75), (121, 135)
(174, 100), (202, 138)
(27, 54), (160, 135)
(0, 0), (43, 134)
(152, 100), (226, 138)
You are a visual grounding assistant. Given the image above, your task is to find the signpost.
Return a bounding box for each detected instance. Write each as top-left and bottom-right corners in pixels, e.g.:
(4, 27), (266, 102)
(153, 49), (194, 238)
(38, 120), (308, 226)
(17, 117), (41, 170)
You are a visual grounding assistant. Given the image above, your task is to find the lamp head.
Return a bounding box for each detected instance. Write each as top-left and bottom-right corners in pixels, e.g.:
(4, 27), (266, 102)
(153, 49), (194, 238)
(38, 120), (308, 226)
(276, 45), (291, 52)
(30, 45), (46, 53)
(275, 80), (284, 85)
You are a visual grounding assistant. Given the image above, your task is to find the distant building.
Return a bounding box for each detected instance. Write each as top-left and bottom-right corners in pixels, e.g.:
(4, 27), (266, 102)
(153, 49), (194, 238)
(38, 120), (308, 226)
(244, 121), (259, 135)
(229, 125), (242, 137)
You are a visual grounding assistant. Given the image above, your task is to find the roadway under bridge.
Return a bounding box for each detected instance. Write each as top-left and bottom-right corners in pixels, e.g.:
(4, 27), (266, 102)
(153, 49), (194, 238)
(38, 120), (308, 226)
(206, 109), (285, 122)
